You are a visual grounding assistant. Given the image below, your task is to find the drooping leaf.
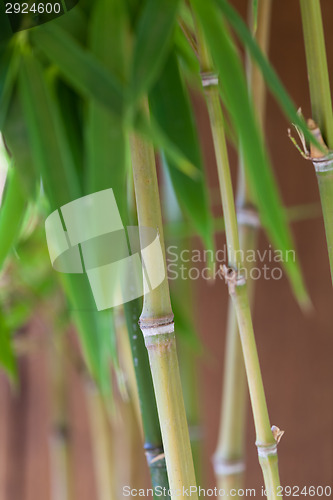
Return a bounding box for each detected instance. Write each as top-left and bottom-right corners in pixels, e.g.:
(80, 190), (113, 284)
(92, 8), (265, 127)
(149, 52), (214, 252)
(252, 0), (259, 34)
(18, 49), (110, 389)
(131, 0), (180, 101)
(192, 0), (309, 306)
(86, 0), (128, 218)
(0, 308), (17, 385)
(30, 23), (124, 118)
(0, 166), (27, 271)
(215, 0), (321, 152)
(0, 43), (20, 131)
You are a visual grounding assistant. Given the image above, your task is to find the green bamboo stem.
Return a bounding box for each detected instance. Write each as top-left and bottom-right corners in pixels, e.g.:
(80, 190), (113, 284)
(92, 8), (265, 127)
(162, 168), (203, 485)
(125, 172), (170, 497)
(300, 0), (333, 284)
(85, 384), (117, 500)
(124, 298), (170, 498)
(214, 1), (272, 496)
(130, 103), (198, 499)
(49, 333), (74, 500)
(196, 20), (282, 491)
(205, 84), (282, 499)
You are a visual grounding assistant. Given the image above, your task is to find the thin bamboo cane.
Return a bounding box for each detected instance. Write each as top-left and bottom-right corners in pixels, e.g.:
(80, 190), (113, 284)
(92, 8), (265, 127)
(85, 384), (117, 500)
(130, 101), (198, 500)
(124, 175), (170, 497)
(49, 333), (74, 500)
(124, 298), (171, 498)
(205, 85), (282, 500)
(195, 24), (282, 494)
(213, 1), (272, 496)
(299, 0), (333, 284)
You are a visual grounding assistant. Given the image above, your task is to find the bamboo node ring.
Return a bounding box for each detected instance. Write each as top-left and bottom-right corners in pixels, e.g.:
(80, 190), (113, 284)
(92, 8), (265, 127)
(256, 442), (278, 459)
(139, 316), (175, 337)
(237, 207), (261, 228)
(201, 71), (219, 88)
(212, 456), (245, 476)
(221, 264), (246, 294)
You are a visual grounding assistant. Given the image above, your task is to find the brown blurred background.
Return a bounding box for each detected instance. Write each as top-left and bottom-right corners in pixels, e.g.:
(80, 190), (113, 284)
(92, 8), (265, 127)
(0, 1), (332, 498)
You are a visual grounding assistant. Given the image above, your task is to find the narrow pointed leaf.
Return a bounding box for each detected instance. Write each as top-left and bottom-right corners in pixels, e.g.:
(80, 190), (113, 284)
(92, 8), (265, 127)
(149, 52), (214, 251)
(0, 308), (17, 385)
(18, 50), (108, 388)
(215, 0), (321, 151)
(131, 0), (180, 100)
(192, 0), (309, 305)
(30, 23), (124, 118)
(0, 166), (27, 271)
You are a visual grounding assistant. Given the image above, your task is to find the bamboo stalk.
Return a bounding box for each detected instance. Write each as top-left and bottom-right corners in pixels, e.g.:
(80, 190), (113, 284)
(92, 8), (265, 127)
(299, 0), (333, 284)
(85, 384), (117, 500)
(49, 333), (74, 500)
(130, 101), (198, 500)
(206, 85), (282, 500)
(213, 1), (272, 496)
(196, 26), (282, 496)
(124, 298), (171, 498)
(124, 173), (170, 497)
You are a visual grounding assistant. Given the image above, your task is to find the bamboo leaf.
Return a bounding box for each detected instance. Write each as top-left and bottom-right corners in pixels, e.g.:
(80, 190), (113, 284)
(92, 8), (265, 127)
(0, 166), (27, 271)
(0, 308), (17, 385)
(0, 44), (20, 131)
(192, 0), (309, 305)
(131, 0), (180, 100)
(86, 0), (128, 218)
(215, 0), (321, 152)
(18, 49), (110, 389)
(149, 52), (214, 251)
(252, 0), (259, 34)
(30, 23), (124, 118)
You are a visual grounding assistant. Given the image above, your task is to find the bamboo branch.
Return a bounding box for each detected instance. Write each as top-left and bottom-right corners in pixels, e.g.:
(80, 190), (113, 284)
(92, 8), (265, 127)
(214, 1), (272, 496)
(196, 26), (282, 500)
(299, 0), (333, 284)
(130, 101), (198, 499)
(299, 0), (333, 148)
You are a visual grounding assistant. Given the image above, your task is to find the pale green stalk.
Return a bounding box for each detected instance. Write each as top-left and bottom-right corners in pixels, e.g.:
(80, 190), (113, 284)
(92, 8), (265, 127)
(300, 0), (333, 284)
(206, 87), (281, 500)
(196, 26), (282, 497)
(214, 1), (272, 496)
(85, 385), (117, 500)
(49, 333), (74, 500)
(130, 102), (197, 500)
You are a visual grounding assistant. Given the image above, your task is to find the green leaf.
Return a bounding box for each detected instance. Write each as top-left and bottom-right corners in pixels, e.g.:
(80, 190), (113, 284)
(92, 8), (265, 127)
(215, 0), (321, 152)
(0, 43), (20, 131)
(0, 166), (27, 271)
(192, 0), (309, 306)
(131, 0), (180, 100)
(18, 49), (110, 389)
(30, 23), (124, 118)
(86, 0), (128, 220)
(252, 0), (259, 34)
(19, 50), (81, 208)
(0, 308), (17, 385)
(149, 52), (214, 251)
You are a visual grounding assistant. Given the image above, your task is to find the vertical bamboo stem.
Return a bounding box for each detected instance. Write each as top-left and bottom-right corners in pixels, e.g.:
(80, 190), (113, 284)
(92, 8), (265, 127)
(195, 19), (282, 492)
(49, 333), (74, 500)
(124, 298), (170, 498)
(299, 0), (333, 284)
(85, 385), (117, 500)
(213, 1), (272, 496)
(130, 102), (198, 499)
(299, 0), (333, 148)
